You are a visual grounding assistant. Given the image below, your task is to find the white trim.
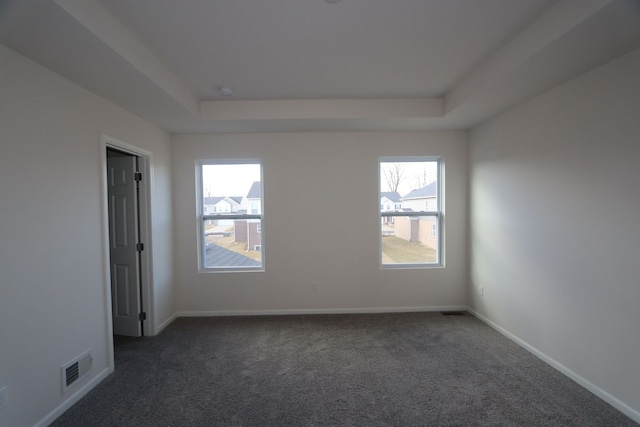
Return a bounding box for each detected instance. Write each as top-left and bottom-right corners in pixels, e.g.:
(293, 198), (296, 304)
(136, 154), (156, 336)
(466, 307), (640, 424)
(177, 306), (467, 317)
(198, 160), (264, 272)
(34, 368), (110, 427)
(98, 145), (115, 370)
(157, 312), (178, 334)
(378, 157), (443, 268)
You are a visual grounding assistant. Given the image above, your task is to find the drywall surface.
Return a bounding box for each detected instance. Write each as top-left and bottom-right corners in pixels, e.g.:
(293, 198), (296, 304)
(469, 47), (640, 419)
(172, 131), (467, 314)
(0, 44), (174, 427)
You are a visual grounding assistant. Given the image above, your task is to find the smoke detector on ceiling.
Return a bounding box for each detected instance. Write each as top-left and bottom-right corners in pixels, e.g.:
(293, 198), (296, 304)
(219, 86), (234, 97)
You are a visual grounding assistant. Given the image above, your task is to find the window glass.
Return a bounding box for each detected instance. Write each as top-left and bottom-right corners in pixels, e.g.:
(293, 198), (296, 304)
(380, 159), (441, 267)
(200, 162), (263, 270)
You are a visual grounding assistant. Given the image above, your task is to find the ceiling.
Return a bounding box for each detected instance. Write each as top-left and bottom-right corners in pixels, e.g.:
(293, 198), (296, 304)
(1, 0), (639, 133)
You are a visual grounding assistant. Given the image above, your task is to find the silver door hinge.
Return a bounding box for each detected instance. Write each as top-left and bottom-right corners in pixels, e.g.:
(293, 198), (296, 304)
(139, 312), (147, 321)
(134, 171), (142, 182)
(136, 243), (144, 252)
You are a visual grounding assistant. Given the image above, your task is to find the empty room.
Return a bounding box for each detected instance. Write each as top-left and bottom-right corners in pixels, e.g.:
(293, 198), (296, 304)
(1, 0), (639, 426)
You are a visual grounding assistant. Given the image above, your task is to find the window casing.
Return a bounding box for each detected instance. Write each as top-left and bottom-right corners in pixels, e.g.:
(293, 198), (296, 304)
(199, 161), (263, 271)
(379, 158), (442, 267)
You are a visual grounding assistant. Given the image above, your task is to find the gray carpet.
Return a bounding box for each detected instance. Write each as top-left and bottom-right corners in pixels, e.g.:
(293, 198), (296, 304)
(51, 312), (637, 426)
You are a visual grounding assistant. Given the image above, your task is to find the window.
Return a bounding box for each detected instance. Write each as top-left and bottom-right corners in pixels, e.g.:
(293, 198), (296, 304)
(199, 161), (263, 271)
(379, 158), (441, 267)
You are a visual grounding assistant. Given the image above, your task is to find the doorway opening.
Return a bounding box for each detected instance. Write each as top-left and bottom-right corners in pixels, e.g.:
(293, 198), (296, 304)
(101, 135), (153, 367)
(106, 148), (145, 337)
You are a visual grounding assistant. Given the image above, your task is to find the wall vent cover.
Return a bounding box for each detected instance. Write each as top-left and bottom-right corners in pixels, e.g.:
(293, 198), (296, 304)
(62, 349), (92, 393)
(65, 363), (79, 387)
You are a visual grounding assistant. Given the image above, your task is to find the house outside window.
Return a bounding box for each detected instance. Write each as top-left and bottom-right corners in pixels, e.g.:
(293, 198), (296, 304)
(379, 158), (442, 267)
(199, 161), (263, 271)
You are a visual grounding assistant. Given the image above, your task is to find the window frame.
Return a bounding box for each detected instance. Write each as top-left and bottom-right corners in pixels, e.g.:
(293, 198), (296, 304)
(198, 159), (264, 272)
(379, 157), (443, 269)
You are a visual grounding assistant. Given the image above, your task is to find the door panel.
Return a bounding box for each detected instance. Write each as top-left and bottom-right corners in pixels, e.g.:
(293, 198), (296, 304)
(113, 264), (131, 316)
(107, 155), (141, 337)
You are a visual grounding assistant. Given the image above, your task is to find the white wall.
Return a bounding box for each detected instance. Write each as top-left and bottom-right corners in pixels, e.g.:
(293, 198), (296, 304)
(0, 44), (175, 427)
(172, 131), (467, 314)
(469, 47), (640, 420)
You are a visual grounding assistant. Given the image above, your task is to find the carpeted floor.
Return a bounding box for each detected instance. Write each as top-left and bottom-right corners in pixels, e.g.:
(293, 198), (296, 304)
(51, 312), (638, 426)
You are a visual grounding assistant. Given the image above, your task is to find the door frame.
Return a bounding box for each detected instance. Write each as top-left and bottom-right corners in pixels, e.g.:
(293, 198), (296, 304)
(100, 134), (154, 370)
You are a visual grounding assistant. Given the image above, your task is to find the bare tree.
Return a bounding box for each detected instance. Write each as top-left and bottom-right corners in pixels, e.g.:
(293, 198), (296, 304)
(381, 162), (408, 193)
(410, 165), (434, 190)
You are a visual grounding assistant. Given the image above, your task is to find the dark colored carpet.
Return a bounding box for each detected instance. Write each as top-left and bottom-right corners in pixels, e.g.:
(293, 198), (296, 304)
(51, 312), (637, 426)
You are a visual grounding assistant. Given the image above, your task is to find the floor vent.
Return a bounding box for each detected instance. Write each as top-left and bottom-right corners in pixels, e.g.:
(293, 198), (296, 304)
(62, 350), (92, 393)
(441, 311), (465, 316)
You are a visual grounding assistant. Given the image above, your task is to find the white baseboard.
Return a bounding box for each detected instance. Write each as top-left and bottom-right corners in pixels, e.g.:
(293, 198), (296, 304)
(155, 312), (178, 335)
(466, 307), (640, 424)
(35, 367), (111, 427)
(177, 305), (467, 318)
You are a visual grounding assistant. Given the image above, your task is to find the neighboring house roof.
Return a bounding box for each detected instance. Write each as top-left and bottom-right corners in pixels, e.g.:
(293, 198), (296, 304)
(381, 192), (401, 203)
(204, 196), (242, 206)
(204, 196), (225, 205)
(205, 244), (260, 267)
(401, 182), (437, 200)
(246, 181), (261, 199)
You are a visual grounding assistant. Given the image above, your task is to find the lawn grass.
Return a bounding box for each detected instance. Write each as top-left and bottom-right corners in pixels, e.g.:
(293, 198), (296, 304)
(381, 236), (436, 264)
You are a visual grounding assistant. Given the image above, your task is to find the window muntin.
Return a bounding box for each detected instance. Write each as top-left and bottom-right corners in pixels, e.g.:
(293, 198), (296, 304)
(379, 159), (441, 267)
(199, 161), (263, 271)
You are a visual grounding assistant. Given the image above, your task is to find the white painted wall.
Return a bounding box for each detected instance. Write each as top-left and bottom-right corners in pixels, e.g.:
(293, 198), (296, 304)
(0, 44), (175, 427)
(469, 47), (640, 420)
(172, 131), (467, 314)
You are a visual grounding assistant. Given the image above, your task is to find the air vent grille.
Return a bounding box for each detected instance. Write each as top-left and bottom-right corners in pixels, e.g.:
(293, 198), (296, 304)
(65, 363), (79, 387)
(62, 350), (92, 393)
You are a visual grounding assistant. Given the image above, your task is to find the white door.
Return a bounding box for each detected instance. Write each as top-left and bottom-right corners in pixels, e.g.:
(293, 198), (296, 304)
(107, 154), (142, 337)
